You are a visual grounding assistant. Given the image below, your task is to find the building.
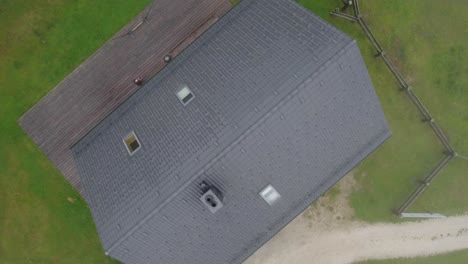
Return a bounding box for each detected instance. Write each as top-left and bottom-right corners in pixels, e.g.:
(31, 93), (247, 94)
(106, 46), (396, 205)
(18, 0), (232, 194)
(25, 0), (391, 263)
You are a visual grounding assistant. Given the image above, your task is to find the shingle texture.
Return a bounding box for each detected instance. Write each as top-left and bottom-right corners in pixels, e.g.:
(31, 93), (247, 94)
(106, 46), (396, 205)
(72, 0), (391, 263)
(17, 0), (232, 194)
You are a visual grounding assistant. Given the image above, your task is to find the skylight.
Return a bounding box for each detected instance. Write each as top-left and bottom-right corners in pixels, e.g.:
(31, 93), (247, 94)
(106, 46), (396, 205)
(123, 131), (141, 155)
(176, 86), (194, 105)
(259, 184), (281, 206)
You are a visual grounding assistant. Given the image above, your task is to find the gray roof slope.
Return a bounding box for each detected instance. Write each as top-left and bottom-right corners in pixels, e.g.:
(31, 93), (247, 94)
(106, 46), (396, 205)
(18, 0), (232, 194)
(109, 44), (390, 264)
(72, 0), (390, 262)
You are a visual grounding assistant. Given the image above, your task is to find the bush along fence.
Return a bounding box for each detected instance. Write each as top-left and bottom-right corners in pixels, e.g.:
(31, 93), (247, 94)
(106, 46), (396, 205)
(330, 0), (466, 216)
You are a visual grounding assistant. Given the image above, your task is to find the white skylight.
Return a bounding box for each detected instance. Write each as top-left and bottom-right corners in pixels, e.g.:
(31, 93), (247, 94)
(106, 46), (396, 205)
(259, 184), (281, 206)
(176, 86), (194, 105)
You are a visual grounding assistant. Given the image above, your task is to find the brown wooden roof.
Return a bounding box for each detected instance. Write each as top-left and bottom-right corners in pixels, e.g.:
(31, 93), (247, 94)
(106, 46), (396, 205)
(18, 0), (232, 195)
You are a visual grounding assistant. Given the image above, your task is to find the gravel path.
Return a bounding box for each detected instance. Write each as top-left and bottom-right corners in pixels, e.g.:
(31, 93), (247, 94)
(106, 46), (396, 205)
(246, 215), (468, 264)
(244, 174), (468, 263)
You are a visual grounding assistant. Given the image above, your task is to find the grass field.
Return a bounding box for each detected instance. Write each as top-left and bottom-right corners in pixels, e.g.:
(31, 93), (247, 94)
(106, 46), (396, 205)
(0, 0), (152, 263)
(351, 0), (468, 219)
(1, 0), (467, 263)
(298, 0), (468, 222)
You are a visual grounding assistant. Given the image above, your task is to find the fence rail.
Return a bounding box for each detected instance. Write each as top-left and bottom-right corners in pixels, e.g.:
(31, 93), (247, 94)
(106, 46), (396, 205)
(330, 0), (461, 216)
(395, 155), (453, 215)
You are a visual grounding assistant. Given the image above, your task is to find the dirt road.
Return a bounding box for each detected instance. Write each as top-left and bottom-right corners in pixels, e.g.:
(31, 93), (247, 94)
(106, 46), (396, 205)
(244, 174), (468, 264)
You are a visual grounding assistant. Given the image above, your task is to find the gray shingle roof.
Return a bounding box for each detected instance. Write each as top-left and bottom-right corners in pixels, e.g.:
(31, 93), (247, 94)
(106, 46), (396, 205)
(18, 0), (232, 194)
(72, 0), (391, 263)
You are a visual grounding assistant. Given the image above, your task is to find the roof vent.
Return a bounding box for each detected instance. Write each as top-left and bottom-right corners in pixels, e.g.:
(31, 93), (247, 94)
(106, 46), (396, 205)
(164, 55), (172, 63)
(134, 77), (144, 86)
(200, 181), (224, 213)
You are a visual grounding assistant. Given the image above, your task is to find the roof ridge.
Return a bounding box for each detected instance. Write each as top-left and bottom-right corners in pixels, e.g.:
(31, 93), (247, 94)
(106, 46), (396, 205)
(106, 36), (356, 254)
(72, 0), (255, 153)
(104, 0), (259, 254)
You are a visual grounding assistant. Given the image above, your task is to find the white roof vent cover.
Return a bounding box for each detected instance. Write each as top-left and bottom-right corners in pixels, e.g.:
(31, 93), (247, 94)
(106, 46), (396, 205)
(259, 184), (281, 206)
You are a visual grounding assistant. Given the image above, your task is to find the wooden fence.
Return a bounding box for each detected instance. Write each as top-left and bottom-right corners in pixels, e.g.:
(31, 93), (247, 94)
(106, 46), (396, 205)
(331, 0), (464, 216)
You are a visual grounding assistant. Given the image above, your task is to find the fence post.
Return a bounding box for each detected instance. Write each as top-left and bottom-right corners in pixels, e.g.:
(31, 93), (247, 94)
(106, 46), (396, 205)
(332, 0), (460, 217)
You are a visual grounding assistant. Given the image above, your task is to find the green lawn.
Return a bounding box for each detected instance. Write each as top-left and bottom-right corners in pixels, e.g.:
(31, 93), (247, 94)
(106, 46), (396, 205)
(357, 250), (468, 264)
(298, 0), (468, 222)
(350, 0), (468, 220)
(0, 0), (152, 263)
(1, 0), (467, 263)
(408, 158), (468, 215)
